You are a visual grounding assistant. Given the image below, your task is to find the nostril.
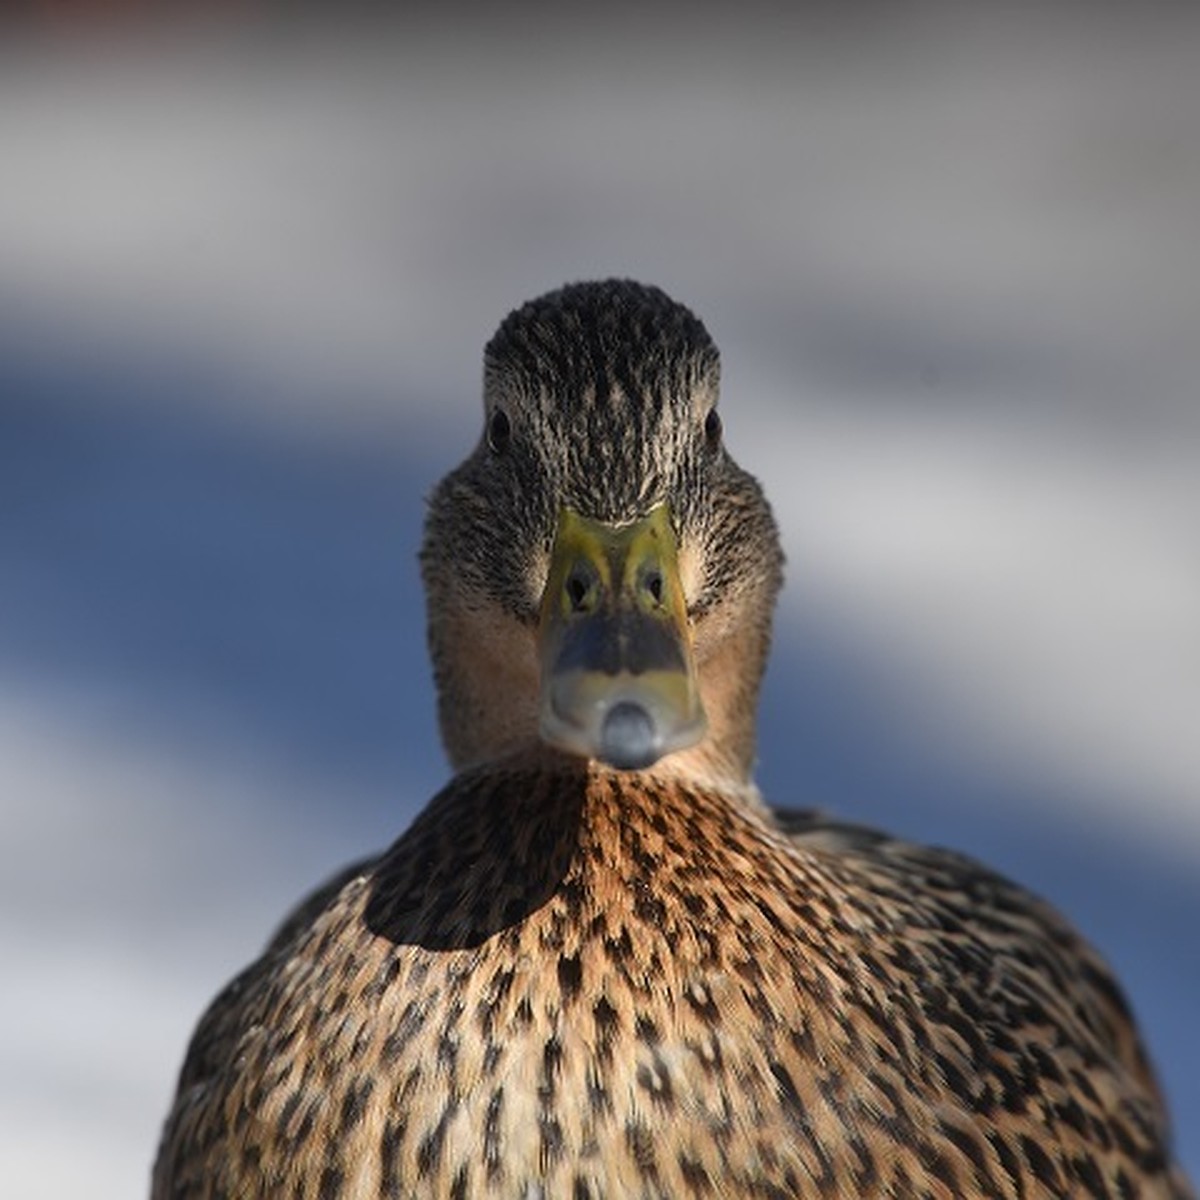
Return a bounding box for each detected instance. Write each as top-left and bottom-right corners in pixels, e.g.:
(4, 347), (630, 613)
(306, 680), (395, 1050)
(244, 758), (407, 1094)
(644, 569), (664, 605)
(565, 569), (592, 612)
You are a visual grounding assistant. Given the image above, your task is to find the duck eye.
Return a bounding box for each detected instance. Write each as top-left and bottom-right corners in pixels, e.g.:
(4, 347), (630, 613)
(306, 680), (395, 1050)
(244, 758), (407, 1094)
(487, 408), (511, 453)
(704, 407), (722, 448)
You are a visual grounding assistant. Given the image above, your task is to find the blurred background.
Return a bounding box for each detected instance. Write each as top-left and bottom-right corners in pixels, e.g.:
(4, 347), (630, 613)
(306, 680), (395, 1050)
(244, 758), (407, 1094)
(1, 2), (1197, 1195)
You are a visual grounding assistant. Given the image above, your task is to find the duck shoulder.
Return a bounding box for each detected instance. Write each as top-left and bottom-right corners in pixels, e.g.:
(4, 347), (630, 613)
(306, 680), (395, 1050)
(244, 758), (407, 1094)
(772, 806), (1163, 1107)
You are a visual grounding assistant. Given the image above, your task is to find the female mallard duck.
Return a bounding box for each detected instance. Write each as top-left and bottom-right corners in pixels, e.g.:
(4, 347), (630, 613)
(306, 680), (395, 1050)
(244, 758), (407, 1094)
(154, 280), (1193, 1198)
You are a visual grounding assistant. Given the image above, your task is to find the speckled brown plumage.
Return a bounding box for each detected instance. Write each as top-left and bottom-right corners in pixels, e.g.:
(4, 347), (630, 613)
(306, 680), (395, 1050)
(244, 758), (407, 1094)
(153, 281), (1193, 1198)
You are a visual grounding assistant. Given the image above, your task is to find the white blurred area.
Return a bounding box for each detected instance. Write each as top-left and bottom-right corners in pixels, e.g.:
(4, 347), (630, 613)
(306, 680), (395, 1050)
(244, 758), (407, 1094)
(1, 4), (1197, 1195)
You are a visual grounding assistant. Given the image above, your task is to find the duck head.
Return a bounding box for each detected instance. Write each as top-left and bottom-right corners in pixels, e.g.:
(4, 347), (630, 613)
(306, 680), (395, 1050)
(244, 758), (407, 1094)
(421, 280), (783, 789)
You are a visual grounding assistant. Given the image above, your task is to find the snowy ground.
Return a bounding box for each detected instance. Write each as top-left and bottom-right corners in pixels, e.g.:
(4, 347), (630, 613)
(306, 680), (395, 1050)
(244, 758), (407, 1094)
(1, 7), (1197, 1195)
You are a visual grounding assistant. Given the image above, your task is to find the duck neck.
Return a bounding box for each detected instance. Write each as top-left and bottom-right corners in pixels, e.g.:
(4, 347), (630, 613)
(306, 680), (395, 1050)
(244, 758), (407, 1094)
(669, 606), (773, 795)
(364, 757), (782, 955)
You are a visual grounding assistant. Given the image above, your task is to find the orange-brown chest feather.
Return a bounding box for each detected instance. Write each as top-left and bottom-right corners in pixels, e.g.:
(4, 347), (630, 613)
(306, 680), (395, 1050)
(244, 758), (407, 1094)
(159, 769), (1188, 1199)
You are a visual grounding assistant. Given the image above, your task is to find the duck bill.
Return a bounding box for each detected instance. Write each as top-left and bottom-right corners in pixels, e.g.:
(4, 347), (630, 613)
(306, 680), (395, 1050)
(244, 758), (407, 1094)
(538, 504), (706, 770)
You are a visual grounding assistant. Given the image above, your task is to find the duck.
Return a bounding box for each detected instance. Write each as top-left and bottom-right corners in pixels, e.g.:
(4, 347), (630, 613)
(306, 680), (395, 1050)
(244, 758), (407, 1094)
(153, 279), (1194, 1199)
